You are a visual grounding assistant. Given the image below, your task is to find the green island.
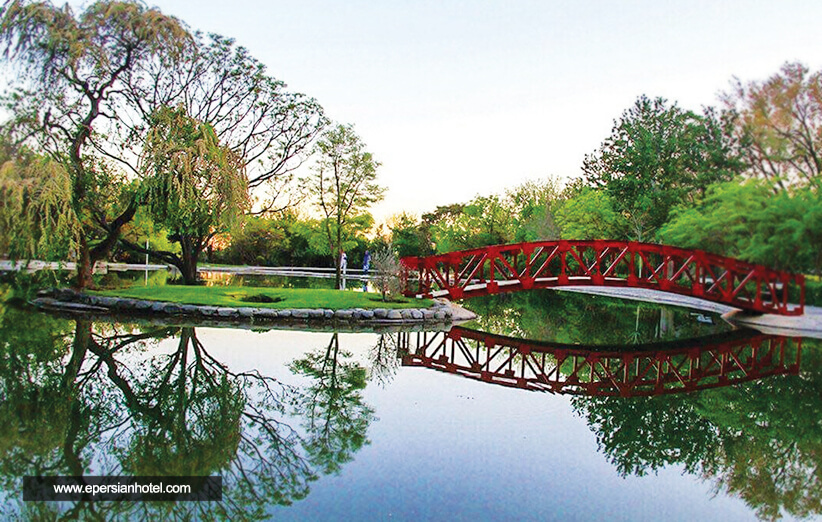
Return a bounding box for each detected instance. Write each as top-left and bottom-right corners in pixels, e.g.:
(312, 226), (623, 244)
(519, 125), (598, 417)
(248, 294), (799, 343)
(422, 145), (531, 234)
(91, 285), (433, 311)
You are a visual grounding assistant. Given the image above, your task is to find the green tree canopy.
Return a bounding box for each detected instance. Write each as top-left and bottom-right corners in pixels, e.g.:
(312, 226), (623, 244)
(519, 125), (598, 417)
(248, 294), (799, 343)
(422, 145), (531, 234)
(659, 180), (822, 274)
(554, 187), (622, 240)
(387, 212), (433, 258)
(504, 178), (562, 242)
(123, 31), (326, 208)
(0, 144), (80, 260)
(309, 123), (384, 289)
(582, 95), (745, 241)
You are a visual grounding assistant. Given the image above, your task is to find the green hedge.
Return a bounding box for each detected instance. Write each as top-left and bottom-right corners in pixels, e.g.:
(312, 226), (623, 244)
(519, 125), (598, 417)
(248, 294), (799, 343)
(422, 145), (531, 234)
(804, 277), (822, 308)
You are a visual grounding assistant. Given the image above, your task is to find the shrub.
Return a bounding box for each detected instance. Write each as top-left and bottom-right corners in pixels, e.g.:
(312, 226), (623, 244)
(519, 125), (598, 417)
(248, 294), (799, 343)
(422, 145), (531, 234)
(371, 247), (403, 302)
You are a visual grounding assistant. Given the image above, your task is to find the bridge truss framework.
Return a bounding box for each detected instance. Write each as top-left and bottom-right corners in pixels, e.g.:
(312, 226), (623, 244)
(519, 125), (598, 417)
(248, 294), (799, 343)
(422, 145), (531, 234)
(401, 240), (805, 315)
(397, 327), (803, 398)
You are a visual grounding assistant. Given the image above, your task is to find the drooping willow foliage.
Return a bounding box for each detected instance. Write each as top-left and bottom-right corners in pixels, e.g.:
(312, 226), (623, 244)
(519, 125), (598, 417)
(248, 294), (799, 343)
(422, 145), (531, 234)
(0, 150), (80, 261)
(140, 105), (249, 236)
(134, 105), (249, 282)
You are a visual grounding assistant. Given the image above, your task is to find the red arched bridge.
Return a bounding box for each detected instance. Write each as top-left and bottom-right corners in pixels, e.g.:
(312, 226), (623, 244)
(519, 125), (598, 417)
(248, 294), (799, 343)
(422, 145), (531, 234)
(401, 240), (805, 316)
(396, 327), (803, 397)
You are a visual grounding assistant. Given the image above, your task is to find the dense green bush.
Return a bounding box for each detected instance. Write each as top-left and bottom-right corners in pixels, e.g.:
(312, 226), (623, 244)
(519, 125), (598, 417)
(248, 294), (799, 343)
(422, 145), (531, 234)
(659, 181), (822, 275)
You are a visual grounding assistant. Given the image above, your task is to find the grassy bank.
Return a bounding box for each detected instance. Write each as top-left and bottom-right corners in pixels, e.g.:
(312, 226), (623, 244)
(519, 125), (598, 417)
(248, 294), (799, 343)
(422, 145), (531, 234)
(92, 285), (432, 310)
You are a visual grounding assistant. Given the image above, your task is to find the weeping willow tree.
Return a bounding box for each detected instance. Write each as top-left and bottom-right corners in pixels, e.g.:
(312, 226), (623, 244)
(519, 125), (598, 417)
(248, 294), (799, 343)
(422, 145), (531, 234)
(0, 0), (192, 288)
(0, 146), (80, 262)
(126, 106), (249, 284)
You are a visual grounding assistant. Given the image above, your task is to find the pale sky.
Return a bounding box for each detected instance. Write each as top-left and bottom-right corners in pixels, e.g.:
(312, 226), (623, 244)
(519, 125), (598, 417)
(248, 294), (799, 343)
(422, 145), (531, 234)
(29, 1), (822, 221)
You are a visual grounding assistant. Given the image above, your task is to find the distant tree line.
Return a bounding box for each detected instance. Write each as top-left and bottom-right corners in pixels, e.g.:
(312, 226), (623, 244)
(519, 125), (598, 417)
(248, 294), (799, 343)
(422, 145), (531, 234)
(384, 62), (822, 279)
(114, 60), (822, 285)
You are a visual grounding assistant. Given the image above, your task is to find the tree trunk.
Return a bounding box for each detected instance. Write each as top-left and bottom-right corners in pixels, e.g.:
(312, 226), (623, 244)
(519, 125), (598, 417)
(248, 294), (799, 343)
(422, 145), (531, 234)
(75, 238), (95, 290)
(335, 216), (343, 290)
(179, 236), (201, 285)
(74, 202), (137, 289)
(62, 320), (91, 476)
(335, 255), (341, 290)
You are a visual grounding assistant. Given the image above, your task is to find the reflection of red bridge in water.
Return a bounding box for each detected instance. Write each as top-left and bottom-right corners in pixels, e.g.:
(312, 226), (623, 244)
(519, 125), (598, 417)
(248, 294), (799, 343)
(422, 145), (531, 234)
(397, 327), (803, 397)
(401, 240), (805, 315)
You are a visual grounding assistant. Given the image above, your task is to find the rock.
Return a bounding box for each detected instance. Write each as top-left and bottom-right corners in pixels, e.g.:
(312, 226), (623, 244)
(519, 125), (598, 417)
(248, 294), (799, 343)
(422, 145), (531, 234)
(150, 301), (167, 313)
(373, 309), (388, 319)
(292, 310), (309, 319)
(386, 309), (402, 320)
(134, 300), (153, 311)
(163, 304), (184, 314)
(75, 293), (93, 304)
(33, 298), (108, 313)
(217, 307), (238, 317)
(199, 306), (219, 316)
(361, 310), (375, 319)
(324, 310), (334, 318)
(90, 296), (118, 307)
(335, 310), (353, 319)
(56, 288), (79, 301)
(237, 307), (256, 318)
(308, 309), (324, 318)
(255, 308), (279, 319)
(278, 310), (292, 318)
(410, 309), (423, 320)
(114, 298), (137, 310)
(422, 309), (435, 320)
(434, 310), (447, 320)
(178, 304), (199, 315)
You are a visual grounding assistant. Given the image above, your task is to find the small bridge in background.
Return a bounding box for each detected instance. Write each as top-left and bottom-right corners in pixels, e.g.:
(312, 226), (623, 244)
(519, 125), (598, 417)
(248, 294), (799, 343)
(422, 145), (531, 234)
(397, 327), (803, 397)
(401, 240), (805, 316)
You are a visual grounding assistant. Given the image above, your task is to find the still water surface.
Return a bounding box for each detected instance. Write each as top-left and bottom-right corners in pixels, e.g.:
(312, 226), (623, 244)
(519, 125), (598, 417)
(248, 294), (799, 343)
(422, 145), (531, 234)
(1, 287), (820, 521)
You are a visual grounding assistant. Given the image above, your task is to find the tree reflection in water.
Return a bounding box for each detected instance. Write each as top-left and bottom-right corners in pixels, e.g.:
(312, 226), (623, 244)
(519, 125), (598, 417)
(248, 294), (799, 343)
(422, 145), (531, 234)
(463, 289), (733, 345)
(2, 289), (821, 521)
(0, 304), (374, 520)
(390, 324), (822, 521)
(289, 333), (375, 475)
(571, 344), (822, 521)
(449, 289), (822, 520)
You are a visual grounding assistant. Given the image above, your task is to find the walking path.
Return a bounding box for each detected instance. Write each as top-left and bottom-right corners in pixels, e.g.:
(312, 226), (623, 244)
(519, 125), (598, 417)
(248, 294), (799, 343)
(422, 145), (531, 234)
(0, 260), (372, 281)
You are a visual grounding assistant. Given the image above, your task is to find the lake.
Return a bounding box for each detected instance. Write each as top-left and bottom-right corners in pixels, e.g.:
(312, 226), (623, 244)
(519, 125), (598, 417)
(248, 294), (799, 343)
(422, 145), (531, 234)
(1, 286), (819, 521)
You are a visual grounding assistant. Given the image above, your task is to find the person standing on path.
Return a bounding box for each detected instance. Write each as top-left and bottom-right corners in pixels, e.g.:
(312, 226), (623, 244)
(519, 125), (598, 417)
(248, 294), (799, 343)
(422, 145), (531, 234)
(362, 250), (371, 291)
(340, 250), (348, 290)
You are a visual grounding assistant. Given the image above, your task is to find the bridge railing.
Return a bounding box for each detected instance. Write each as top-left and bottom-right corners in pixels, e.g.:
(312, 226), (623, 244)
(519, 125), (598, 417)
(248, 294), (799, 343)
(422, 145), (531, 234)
(401, 240), (805, 316)
(396, 327), (803, 397)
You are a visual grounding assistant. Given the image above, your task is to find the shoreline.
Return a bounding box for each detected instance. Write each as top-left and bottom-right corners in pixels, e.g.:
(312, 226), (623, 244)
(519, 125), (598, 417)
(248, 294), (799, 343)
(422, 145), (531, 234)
(30, 288), (477, 327)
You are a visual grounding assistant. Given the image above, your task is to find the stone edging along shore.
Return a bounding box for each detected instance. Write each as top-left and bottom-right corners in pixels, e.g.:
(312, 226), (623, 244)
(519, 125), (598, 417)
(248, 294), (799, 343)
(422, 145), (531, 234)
(31, 288), (478, 325)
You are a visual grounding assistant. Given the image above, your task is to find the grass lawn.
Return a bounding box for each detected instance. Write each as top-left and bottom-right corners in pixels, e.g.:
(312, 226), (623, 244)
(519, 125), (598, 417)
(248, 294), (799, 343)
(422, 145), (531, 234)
(92, 285), (433, 310)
